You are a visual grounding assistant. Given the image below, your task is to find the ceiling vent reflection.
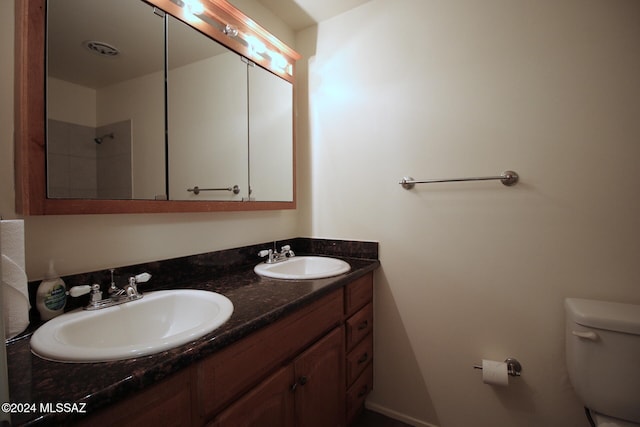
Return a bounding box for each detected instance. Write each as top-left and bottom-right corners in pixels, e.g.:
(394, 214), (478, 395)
(83, 40), (120, 57)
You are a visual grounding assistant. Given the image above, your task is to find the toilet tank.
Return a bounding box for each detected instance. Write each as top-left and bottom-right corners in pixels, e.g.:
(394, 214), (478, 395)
(565, 298), (640, 423)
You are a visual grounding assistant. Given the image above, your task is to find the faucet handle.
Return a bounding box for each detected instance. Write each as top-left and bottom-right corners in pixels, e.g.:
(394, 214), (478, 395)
(280, 245), (294, 258)
(68, 285), (91, 297)
(68, 284), (102, 304)
(124, 273), (150, 298)
(134, 272), (152, 283)
(69, 284), (101, 297)
(258, 249), (272, 258)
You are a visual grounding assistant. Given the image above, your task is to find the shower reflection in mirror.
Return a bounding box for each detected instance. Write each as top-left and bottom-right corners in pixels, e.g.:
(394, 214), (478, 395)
(94, 132), (114, 144)
(47, 120), (132, 199)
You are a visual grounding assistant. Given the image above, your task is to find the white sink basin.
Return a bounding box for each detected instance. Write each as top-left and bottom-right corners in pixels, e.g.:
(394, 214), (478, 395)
(31, 289), (233, 363)
(254, 256), (350, 280)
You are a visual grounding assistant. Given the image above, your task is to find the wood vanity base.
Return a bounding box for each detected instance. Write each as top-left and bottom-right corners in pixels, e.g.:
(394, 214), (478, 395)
(77, 272), (374, 426)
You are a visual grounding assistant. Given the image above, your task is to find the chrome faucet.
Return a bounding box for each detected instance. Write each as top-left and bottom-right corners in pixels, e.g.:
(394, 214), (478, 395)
(108, 268), (125, 297)
(258, 245), (295, 264)
(123, 273), (150, 298)
(69, 272), (152, 310)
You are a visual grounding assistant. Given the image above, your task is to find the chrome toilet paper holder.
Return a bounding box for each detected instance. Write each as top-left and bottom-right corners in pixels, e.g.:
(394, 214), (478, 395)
(473, 358), (522, 377)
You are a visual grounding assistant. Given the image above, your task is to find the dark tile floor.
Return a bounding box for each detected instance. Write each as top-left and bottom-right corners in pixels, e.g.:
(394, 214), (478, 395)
(351, 409), (414, 427)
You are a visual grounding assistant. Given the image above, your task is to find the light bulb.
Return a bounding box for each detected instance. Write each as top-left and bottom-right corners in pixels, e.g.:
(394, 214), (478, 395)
(246, 35), (267, 56)
(223, 24), (239, 37)
(271, 52), (287, 71)
(185, 0), (204, 16)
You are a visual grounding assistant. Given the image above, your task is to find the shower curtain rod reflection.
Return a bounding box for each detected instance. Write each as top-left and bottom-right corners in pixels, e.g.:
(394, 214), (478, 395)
(399, 170), (519, 189)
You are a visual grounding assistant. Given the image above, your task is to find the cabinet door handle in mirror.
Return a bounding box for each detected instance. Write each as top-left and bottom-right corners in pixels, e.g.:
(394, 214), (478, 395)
(357, 353), (369, 365)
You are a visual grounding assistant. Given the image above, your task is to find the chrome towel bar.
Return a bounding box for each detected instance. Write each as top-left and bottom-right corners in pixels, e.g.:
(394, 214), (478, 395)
(187, 185), (240, 195)
(399, 170), (518, 189)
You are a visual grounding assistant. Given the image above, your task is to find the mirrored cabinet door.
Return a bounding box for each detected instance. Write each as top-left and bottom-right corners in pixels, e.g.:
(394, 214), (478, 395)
(248, 64), (294, 202)
(47, 0), (166, 200)
(167, 16), (249, 201)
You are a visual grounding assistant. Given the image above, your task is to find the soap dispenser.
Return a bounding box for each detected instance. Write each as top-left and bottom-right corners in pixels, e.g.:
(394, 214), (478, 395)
(36, 261), (67, 320)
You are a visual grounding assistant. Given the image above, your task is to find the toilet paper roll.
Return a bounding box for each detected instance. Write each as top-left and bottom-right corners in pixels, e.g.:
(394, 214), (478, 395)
(1, 220), (30, 339)
(482, 359), (509, 386)
(1, 220), (26, 271)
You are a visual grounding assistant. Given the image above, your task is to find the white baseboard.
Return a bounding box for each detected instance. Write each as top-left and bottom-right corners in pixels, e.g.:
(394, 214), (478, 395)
(364, 401), (439, 427)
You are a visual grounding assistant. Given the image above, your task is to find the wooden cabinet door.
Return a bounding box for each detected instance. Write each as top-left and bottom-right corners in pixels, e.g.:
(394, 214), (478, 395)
(294, 326), (345, 427)
(76, 368), (194, 427)
(210, 365), (295, 427)
(197, 289), (343, 419)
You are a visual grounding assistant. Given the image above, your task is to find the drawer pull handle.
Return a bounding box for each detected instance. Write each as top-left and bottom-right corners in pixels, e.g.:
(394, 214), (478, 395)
(357, 353), (369, 364)
(357, 320), (369, 331)
(357, 384), (369, 398)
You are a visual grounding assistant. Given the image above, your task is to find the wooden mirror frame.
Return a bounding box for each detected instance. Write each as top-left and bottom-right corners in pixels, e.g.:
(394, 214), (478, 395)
(14, 0), (300, 215)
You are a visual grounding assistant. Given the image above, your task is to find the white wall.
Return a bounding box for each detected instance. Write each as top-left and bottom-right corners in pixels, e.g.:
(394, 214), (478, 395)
(297, 0), (640, 426)
(47, 78), (96, 126)
(228, 0), (296, 47)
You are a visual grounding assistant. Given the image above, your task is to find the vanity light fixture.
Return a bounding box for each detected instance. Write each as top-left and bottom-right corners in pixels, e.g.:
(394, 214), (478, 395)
(244, 35), (291, 74)
(169, 0), (295, 76)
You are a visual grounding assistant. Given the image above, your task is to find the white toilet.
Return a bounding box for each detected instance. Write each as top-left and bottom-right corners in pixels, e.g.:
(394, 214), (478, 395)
(565, 298), (640, 427)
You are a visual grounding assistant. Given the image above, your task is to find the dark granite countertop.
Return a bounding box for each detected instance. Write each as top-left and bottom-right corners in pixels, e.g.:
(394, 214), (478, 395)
(6, 239), (379, 426)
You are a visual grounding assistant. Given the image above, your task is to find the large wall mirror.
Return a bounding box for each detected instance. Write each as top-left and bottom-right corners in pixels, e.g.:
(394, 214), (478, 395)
(15, 0), (299, 214)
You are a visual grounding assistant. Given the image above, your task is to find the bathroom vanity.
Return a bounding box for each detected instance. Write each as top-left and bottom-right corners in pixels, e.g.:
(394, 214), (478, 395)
(76, 273), (372, 427)
(5, 239), (378, 426)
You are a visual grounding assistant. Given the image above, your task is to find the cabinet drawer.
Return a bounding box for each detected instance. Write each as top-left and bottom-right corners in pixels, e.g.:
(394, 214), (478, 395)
(197, 289), (343, 420)
(346, 363), (373, 425)
(345, 303), (373, 352)
(344, 273), (373, 317)
(346, 334), (373, 387)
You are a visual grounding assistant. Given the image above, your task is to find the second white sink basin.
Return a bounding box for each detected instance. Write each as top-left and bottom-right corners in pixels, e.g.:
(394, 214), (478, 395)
(254, 256), (351, 280)
(30, 289), (233, 363)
